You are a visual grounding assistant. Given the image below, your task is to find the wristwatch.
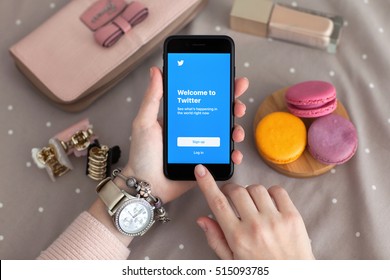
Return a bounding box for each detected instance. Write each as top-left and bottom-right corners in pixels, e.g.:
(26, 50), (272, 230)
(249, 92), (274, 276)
(96, 170), (169, 236)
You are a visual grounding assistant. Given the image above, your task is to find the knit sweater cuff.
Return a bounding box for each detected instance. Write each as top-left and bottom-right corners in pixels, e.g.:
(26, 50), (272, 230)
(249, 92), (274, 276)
(37, 211), (130, 260)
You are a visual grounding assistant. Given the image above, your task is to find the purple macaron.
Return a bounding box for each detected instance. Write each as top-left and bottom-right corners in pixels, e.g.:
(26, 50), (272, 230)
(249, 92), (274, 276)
(308, 114), (358, 165)
(285, 81), (337, 118)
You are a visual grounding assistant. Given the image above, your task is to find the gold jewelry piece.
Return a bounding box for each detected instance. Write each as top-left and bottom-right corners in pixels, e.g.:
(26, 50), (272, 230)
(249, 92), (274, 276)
(61, 128), (94, 153)
(86, 141), (121, 181)
(37, 146), (69, 178)
(32, 138), (73, 181)
(87, 145), (109, 181)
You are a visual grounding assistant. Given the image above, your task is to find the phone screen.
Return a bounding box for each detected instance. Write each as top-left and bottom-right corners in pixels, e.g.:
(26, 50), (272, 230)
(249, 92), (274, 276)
(167, 52), (231, 163)
(163, 36), (234, 180)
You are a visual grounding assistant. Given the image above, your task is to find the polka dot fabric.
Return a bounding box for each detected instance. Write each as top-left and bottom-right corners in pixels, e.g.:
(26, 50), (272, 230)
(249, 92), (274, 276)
(1, 0), (390, 259)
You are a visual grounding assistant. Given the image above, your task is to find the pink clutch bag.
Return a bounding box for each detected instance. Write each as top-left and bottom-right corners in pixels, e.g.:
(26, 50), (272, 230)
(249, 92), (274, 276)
(9, 0), (207, 112)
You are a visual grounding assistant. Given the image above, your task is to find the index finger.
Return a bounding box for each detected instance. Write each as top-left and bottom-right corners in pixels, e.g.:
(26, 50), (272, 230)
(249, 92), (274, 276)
(194, 165), (239, 231)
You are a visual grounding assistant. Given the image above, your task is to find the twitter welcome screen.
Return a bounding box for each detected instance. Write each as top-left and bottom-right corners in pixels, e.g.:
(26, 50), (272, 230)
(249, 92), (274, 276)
(167, 53), (231, 164)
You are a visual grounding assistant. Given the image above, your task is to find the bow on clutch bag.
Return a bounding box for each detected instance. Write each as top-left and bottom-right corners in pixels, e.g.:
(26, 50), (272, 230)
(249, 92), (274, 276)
(94, 1), (149, 47)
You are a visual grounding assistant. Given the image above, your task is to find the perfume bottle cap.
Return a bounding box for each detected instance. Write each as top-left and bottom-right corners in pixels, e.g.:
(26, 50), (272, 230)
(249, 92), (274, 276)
(230, 0), (274, 37)
(229, 0), (343, 53)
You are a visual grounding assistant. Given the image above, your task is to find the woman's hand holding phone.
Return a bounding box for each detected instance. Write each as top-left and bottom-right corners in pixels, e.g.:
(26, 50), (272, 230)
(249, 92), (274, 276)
(122, 66), (248, 204)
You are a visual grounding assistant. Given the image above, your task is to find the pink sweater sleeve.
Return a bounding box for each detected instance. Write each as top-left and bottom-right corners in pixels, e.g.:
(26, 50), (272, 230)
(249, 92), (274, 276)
(37, 211), (130, 260)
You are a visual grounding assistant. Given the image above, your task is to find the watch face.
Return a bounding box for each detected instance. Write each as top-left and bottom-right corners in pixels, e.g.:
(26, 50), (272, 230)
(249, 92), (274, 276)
(115, 198), (154, 236)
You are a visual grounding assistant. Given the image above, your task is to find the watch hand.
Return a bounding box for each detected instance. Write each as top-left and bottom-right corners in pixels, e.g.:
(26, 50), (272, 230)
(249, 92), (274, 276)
(133, 208), (144, 218)
(127, 210), (135, 218)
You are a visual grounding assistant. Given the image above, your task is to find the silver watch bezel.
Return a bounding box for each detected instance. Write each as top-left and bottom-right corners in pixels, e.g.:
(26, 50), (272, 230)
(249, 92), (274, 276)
(114, 198), (155, 236)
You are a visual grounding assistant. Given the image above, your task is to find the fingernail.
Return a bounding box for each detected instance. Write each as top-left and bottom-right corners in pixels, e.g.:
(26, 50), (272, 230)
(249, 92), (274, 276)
(197, 220), (208, 233)
(149, 67), (154, 79)
(238, 152), (243, 163)
(195, 164), (206, 177)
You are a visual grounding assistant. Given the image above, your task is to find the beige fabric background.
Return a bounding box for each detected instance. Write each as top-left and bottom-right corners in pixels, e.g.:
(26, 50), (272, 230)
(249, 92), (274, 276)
(1, 0), (390, 260)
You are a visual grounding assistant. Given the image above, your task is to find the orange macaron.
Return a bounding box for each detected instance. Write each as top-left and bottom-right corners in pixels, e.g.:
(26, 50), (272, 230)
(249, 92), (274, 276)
(255, 112), (307, 164)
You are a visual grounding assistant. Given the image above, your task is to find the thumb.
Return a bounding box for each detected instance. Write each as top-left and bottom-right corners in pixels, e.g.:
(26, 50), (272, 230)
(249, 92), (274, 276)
(134, 67), (163, 128)
(197, 217), (233, 260)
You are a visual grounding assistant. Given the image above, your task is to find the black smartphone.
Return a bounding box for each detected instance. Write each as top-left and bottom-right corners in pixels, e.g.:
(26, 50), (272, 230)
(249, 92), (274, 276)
(163, 35), (235, 180)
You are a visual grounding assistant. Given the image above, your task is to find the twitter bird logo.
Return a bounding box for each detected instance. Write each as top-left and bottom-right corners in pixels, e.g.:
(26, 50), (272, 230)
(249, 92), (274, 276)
(177, 60), (184, 66)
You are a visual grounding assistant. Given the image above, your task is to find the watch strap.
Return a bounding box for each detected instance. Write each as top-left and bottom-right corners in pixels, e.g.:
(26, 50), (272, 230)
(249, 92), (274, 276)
(96, 178), (126, 213)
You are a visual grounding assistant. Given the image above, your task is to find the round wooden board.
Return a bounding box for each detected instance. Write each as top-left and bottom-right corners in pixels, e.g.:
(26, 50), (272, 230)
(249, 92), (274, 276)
(253, 87), (350, 178)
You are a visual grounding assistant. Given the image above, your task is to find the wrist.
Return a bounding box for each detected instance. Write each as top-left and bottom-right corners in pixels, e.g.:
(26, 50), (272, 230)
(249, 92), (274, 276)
(88, 199), (134, 247)
(88, 166), (136, 247)
(111, 168), (170, 224)
(90, 167), (170, 245)
(118, 165), (167, 203)
(113, 166), (135, 189)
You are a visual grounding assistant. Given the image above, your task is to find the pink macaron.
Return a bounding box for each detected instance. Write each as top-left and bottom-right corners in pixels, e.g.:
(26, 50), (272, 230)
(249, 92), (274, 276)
(285, 81), (337, 118)
(308, 114), (358, 165)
